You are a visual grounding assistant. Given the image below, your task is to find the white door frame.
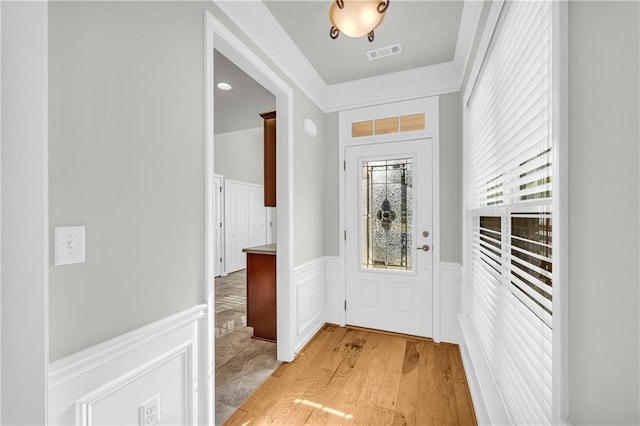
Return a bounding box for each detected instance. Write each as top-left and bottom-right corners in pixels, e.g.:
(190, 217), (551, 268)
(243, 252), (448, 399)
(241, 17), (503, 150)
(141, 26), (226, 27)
(338, 97), (442, 342)
(204, 9), (295, 367)
(1, 1), (49, 424)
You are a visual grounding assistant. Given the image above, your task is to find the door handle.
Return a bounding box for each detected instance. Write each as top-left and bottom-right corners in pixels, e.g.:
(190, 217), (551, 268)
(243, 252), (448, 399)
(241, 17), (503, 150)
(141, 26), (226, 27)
(417, 244), (430, 252)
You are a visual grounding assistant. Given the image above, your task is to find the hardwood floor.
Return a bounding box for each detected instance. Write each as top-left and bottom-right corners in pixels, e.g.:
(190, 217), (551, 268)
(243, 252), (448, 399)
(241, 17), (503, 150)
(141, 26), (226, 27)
(224, 324), (477, 425)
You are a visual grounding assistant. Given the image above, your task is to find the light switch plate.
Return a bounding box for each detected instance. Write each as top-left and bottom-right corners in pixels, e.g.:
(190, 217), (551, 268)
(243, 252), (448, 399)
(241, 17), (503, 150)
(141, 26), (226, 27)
(54, 226), (85, 266)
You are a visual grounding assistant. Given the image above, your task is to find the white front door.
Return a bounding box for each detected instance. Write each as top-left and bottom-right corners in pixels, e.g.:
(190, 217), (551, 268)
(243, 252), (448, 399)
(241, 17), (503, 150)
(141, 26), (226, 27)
(345, 139), (433, 337)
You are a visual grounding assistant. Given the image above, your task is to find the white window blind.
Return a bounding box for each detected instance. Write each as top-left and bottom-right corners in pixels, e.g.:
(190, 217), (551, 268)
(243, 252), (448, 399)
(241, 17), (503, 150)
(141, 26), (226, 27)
(466, 1), (553, 424)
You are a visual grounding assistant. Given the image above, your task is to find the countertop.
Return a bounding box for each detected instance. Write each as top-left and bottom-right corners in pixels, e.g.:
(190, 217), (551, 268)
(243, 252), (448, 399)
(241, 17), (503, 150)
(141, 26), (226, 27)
(242, 243), (277, 255)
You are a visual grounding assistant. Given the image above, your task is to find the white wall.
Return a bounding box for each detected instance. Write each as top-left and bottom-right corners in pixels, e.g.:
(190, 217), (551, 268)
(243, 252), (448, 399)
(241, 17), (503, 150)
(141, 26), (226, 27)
(214, 127), (263, 185)
(48, 0), (331, 360)
(439, 92), (463, 264)
(1, 1), (49, 424)
(293, 94), (326, 265)
(323, 112), (340, 256)
(568, 2), (639, 423)
(49, 1), (208, 361)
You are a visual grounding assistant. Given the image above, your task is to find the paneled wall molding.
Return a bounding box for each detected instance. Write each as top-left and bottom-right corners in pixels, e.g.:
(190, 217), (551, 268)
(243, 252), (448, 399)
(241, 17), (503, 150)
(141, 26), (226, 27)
(293, 257), (326, 354)
(48, 305), (206, 425)
(49, 305), (205, 387)
(324, 256), (342, 326)
(76, 343), (195, 426)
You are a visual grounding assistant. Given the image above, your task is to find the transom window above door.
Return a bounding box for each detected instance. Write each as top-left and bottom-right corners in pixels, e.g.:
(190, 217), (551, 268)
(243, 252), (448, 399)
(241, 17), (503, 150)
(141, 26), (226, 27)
(352, 112), (425, 137)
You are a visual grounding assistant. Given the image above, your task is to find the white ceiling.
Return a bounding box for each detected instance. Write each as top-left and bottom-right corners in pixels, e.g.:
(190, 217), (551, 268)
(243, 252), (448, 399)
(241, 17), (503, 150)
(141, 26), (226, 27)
(264, 1), (464, 85)
(214, 50), (275, 134)
(214, 0), (482, 133)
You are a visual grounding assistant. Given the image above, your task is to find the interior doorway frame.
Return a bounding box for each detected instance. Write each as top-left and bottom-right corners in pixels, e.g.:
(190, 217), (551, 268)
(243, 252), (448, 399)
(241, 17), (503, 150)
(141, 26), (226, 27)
(204, 10), (295, 363)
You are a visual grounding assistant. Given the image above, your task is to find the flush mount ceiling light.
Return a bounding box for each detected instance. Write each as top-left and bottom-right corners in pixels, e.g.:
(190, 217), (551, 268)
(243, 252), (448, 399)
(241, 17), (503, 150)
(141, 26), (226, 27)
(329, 0), (389, 43)
(216, 82), (232, 91)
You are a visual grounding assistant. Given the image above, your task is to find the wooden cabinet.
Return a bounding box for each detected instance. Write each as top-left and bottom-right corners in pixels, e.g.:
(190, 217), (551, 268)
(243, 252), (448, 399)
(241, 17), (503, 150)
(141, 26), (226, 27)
(260, 111), (276, 207)
(243, 244), (277, 342)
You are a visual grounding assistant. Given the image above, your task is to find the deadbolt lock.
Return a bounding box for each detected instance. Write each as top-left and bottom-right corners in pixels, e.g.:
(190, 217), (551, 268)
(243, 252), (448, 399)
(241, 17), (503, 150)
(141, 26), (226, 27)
(422, 231), (429, 238)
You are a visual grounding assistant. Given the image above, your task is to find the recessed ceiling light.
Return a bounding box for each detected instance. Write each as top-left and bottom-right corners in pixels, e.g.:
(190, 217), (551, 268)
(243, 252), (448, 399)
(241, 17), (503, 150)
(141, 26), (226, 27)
(217, 82), (232, 91)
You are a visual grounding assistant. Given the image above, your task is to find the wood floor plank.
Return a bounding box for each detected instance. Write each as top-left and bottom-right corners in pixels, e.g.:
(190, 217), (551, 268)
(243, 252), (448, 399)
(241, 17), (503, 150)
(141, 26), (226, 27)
(221, 408), (249, 426)
(316, 327), (358, 372)
(353, 329), (386, 371)
(449, 345), (478, 425)
(263, 366), (333, 425)
(415, 339), (435, 425)
(224, 326), (477, 426)
(396, 339), (420, 424)
(374, 335), (406, 411)
(433, 342), (460, 425)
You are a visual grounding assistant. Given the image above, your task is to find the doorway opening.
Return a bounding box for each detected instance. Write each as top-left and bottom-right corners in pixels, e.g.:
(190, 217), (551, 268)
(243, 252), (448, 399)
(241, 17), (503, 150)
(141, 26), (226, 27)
(211, 48), (279, 424)
(205, 11), (295, 425)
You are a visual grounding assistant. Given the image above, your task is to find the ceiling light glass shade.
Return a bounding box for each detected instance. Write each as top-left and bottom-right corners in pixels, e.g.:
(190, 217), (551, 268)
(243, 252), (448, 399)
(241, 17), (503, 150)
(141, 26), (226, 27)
(216, 82), (232, 91)
(329, 0), (386, 38)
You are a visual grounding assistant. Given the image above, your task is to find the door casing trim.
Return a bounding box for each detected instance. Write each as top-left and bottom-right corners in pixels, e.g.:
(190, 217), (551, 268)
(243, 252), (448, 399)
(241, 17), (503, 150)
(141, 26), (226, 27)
(338, 97), (441, 342)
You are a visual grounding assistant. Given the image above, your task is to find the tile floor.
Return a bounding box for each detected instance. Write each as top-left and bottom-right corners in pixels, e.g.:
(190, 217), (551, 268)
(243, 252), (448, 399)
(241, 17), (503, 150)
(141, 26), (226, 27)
(215, 270), (281, 425)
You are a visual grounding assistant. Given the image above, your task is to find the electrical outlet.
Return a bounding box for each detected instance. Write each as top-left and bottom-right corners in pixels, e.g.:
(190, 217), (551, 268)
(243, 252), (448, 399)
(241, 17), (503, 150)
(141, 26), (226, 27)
(140, 394), (160, 426)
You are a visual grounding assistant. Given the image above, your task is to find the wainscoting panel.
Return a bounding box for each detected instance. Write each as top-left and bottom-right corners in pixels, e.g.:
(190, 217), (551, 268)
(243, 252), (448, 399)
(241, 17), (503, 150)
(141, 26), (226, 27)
(324, 256), (342, 326)
(293, 257), (326, 354)
(49, 305), (206, 426)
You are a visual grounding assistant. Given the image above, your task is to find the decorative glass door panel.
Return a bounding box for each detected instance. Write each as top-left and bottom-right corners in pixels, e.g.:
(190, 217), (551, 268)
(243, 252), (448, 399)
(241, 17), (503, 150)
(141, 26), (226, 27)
(361, 159), (413, 271)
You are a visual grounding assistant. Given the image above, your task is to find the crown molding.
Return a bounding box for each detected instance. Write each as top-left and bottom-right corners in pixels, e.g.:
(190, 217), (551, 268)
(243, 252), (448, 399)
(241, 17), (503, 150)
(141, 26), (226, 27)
(325, 61), (462, 112)
(214, 0), (483, 113)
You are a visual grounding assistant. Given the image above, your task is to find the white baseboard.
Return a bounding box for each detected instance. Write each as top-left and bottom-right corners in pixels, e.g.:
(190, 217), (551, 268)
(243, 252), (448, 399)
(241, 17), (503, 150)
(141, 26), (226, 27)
(49, 305), (207, 426)
(458, 313), (511, 426)
(293, 257), (327, 354)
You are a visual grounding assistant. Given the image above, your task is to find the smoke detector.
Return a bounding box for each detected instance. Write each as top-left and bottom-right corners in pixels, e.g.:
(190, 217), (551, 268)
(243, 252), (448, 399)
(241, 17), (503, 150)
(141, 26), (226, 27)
(366, 43), (402, 61)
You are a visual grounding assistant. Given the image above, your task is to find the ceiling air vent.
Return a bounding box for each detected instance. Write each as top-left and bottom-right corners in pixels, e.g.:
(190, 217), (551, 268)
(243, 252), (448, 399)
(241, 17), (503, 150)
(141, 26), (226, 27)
(366, 43), (402, 61)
